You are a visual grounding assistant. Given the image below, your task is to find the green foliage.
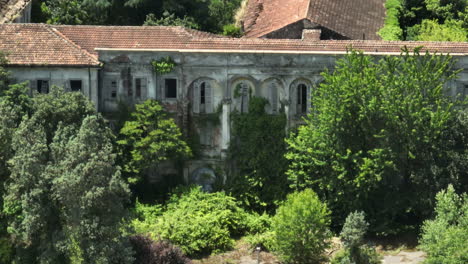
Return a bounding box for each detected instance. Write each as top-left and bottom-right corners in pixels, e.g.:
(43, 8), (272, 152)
(340, 211), (368, 249)
(117, 99), (191, 183)
(132, 186), (249, 256)
(407, 19), (467, 41)
(2, 87), (134, 263)
(227, 97), (289, 212)
(332, 212), (381, 264)
(419, 185), (468, 264)
(41, 0), (89, 24)
(381, 0), (468, 40)
(151, 57), (177, 75)
(378, 0), (404, 40)
(271, 189), (332, 264)
(222, 24), (243, 37)
(286, 49), (468, 233)
(144, 12), (200, 29)
(244, 231), (276, 252)
(331, 246), (381, 264)
(39, 0), (243, 33)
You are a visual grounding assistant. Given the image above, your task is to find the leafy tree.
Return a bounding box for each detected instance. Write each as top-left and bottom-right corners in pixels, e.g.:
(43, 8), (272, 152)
(2, 87), (134, 263)
(407, 19), (467, 41)
(419, 185), (467, 264)
(117, 99), (191, 183)
(271, 189), (332, 264)
(227, 97), (289, 212)
(380, 0), (468, 40)
(286, 49), (468, 233)
(144, 12), (200, 29)
(332, 211), (381, 264)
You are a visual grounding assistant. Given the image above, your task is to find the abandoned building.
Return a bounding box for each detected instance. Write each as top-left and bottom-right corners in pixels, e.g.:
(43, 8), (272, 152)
(1, 23), (467, 188)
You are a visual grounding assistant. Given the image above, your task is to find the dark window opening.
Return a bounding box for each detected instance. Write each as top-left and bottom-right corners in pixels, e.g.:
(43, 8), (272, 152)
(165, 78), (177, 99)
(111, 80), (117, 98)
(136, 78), (141, 98)
(297, 83), (307, 114)
(200, 82), (206, 104)
(70, 80), (82, 92)
(37, 80), (49, 94)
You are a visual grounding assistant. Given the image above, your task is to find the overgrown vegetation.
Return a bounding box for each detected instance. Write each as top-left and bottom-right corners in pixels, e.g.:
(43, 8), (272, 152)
(286, 48), (468, 234)
(332, 211), (381, 264)
(379, 0), (468, 41)
(1, 85), (133, 263)
(419, 185), (467, 264)
(36, 0), (243, 33)
(132, 186), (249, 256)
(117, 99), (191, 184)
(272, 189), (332, 264)
(228, 97), (289, 212)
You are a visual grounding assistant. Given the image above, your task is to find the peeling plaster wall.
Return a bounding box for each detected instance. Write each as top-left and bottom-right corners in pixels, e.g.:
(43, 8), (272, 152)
(8, 67), (99, 108)
(96, 50), (468, 181)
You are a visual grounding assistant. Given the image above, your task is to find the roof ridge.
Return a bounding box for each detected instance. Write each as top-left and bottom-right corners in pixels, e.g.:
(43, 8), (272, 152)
(46, 25), (100, 65)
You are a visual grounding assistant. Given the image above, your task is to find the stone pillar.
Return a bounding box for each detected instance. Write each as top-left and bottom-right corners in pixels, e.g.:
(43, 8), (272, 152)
(283, 99), (291, 132)
(221, 98), (232, 155)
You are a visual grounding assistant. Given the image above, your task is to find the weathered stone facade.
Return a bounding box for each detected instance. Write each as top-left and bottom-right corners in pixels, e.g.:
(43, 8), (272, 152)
(1, 24), (467, 189)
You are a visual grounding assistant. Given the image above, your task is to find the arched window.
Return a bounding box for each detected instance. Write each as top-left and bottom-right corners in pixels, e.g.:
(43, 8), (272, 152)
(290, 80), (310, 115)
(193, 80), (213, 114)
(269, 81), (278, 113)
(236, 82), (251, 113)
(297, 83), (308, 114)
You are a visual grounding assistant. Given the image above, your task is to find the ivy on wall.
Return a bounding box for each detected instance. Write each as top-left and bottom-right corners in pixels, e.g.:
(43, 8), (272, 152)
(151, 57), (176, 74)
(227, 97), (289, 212)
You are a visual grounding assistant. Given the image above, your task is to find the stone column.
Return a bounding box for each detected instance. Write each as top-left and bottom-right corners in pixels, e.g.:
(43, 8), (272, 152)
(283, 99), (291, 132)
(221, 98), (232, 156)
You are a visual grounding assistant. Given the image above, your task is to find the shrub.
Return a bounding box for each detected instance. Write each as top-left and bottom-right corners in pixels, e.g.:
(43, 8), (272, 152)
(136, 186), (248, 256)
(244, 212), (275, 251)
(332, 211), (381, 264)
(129, 235), (192, 264)
(271, 189), (332, 264)
(419, 185), (467, 264)
(244, 231), (276, 252)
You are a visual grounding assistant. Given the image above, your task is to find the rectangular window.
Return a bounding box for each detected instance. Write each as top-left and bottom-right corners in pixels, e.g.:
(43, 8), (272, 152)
(70, 80), (82, 92)
(165, 78), (177, 99)
(135, 78), (147, 98)
(111, 80), (117, 98)
(37, 80), (49, 94)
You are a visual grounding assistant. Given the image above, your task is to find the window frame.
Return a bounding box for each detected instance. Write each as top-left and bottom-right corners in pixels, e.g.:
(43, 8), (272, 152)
(36, 79), (50, 94)
(164, 78), (178, 100)
(69, 79), (83, 92)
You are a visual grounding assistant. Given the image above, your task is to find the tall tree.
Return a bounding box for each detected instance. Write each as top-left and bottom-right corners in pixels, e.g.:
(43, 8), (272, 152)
(117, 99), (191, 184)
(286, 49), (468, 233)
(2, 87), (134, 263)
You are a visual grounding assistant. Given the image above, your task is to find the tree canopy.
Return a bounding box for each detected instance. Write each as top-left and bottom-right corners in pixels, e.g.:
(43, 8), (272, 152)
(286, 49), (468, 233)
(380, 0), (468, 41)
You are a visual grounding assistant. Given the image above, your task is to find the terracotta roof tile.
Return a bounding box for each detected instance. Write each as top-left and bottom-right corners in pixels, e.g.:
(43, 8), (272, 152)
(0, 24), (467, 68)
(0, 24), (100, 66)
(0, 0), (31, 23)
(243, 0), (386, 40)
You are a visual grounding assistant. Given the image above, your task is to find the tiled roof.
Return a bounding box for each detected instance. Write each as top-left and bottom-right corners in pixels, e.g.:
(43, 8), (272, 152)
(0, 24), (467, 67)
(243, 0), (386, 40)
(53, 25), (227, 56)
(0, 0), (31, 23)
(50, 25), (468, 55)
(0, 24), (100, 66)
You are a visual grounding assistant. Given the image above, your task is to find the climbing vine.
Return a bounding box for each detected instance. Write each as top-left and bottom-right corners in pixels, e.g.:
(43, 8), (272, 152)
(151, 56), (176, 74)
(227, 97), (289, 213)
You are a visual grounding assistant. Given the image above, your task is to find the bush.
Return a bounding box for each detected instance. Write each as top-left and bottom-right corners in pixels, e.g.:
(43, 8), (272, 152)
(271, 189), (332, 264)
(134, 186), (248, 256)
(243, 212), (275, 251)
(419, 185), (467, 264)
(129, 235), (192, 264)
(332, 211), (381, 264)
